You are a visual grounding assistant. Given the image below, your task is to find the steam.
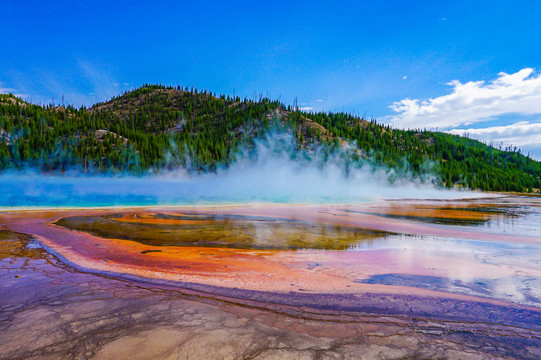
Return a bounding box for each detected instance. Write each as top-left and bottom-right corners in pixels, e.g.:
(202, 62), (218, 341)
(0, 133), (482, 208)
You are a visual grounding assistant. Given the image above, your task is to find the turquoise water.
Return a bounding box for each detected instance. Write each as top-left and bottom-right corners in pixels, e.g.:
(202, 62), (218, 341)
(0, 174), (305, 207)
(0, 174), (478, 208)
(0, 175), (164, 207)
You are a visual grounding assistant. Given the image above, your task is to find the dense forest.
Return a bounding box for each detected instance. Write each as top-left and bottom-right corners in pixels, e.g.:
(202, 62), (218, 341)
(0, 84), (540, 192)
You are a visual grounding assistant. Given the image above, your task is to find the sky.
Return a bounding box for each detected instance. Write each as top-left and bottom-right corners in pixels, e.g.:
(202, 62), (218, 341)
(1, 0), (541, 158)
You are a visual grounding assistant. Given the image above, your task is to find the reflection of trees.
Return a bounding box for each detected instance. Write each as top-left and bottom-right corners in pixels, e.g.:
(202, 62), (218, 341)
(54, 213), (391, 250)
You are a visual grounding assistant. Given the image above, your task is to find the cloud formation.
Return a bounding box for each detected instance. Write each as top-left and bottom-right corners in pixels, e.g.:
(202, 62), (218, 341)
(448, 121), (541, 155)
(0, 82), (26, 99)
(0, 61), (128, 107)
(388, 68), (541, 129)
(78, 60), (123, 103)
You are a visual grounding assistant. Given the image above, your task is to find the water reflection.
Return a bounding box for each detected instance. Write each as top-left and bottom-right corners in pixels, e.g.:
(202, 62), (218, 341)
(9, 195), (541, 309)
(346, 233), (541, 306)
(342, 209), (492, 226)
(342, 198), (541, 239)
(54, 212), (394, 250)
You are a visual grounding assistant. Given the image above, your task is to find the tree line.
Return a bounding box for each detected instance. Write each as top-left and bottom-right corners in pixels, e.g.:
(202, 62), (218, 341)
(0, 85), (539, 192)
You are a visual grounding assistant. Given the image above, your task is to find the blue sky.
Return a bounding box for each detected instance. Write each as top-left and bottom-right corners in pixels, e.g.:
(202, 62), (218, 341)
(1, 0), (541, 157)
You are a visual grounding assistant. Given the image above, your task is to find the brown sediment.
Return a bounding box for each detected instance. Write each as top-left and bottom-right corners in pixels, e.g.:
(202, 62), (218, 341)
(53, 212), (392, 250)
(112, 212), (220, 225)
(0, 229), (42, 260)
(359, 204), (495, 221)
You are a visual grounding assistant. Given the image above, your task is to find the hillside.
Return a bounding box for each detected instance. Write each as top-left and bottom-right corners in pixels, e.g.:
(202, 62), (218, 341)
(0, 85), (540, 192)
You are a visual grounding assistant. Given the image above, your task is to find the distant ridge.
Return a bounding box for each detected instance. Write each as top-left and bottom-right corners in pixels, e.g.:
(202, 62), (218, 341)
(0, 85), (540, 192)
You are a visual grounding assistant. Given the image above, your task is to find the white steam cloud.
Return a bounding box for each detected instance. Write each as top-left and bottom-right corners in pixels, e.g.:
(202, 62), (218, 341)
(0, 133), (481, 208)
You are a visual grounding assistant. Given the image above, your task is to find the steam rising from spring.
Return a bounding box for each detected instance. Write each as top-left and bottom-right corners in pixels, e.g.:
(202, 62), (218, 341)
(0, 133), (481, 208)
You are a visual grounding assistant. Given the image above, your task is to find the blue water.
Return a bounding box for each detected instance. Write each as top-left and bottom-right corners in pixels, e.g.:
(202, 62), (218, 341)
(0, 175), (234, 207)
(0, 173), (472, 208)
(0, 174), (374, 207)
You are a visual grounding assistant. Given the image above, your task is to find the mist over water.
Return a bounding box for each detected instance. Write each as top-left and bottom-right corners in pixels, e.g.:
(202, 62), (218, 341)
(0, 133), (481, 208)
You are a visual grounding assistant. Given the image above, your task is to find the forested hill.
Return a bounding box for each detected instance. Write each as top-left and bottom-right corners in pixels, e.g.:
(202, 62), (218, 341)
(0, 84), (540, 193)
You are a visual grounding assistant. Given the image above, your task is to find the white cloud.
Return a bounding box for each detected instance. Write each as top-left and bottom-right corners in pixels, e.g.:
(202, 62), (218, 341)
(78, 60), (120, 103)
(2, 61), (129, 107)
(402, 75), (408, 80)
(0, 85), (16, 94)
(388, 68), (541, 129)
(316, 99), (324, 103)
(448, 121), (541, 151)
(0, 82), (27, 99)
(300, 106), (313, 111)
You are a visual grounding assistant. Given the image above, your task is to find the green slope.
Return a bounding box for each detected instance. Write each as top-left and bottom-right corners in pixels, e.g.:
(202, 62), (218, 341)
(0, 85), (540, 192)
